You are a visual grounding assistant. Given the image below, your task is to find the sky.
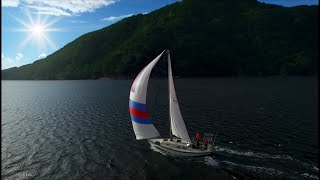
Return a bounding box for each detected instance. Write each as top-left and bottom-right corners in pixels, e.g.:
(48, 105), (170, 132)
(1, 0), (318, 70)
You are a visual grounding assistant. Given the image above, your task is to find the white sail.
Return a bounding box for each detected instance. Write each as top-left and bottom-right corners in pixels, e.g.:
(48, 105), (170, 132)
(129, 50), (165, 140)
(168, 51), (192, 143)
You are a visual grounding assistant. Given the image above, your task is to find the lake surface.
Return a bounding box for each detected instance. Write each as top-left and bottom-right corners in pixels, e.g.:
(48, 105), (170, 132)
(1, 77), (318, 179)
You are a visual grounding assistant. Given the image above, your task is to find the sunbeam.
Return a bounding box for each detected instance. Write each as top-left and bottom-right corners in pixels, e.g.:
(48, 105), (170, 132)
(11, 8), (60, 53)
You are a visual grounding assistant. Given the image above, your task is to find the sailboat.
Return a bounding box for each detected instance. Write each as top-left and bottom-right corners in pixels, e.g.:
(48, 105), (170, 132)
(129, 49), (215, 157)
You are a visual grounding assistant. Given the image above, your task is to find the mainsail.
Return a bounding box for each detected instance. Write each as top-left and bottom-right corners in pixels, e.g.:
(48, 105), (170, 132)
(168, 51), (192, 143)
(129, 50), (165, 140)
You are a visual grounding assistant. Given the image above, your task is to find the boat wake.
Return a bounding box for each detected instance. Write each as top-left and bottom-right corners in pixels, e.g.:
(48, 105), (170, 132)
(199, 146), (319, 179)
(214, 145), (293, 160)
(220, 159), (285, 176)
(203, 156), (219, 167)
(150, 145), (168, 156)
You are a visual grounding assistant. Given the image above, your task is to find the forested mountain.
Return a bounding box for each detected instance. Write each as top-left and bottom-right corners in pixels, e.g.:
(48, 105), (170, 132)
(2, 0), (318, 80)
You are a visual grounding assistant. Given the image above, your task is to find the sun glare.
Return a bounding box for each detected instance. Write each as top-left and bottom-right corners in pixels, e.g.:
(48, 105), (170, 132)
(31, 25), (44, 35)
(12, 9), (60, 52)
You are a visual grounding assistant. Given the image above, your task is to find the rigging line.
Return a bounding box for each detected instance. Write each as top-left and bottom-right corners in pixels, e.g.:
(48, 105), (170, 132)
(153, 85), (160, 109)
(152, 51), (165, 110)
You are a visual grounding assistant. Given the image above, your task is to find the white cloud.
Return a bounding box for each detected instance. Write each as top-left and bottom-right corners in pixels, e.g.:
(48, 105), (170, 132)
(26, 5), (72, 16)
(2, 53), (24, 69)
(35, 0), (116, 13)
(3, 0), (116, 16)
(2, 0), (20, 7)
(15, 53), (23, 60)
(38, 53), (47, 59)
(101, 14), (134, 22)
(71, 20), (87, 23)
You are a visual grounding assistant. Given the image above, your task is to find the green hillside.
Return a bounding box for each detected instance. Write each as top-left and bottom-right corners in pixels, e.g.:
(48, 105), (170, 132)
(2, 0), (318, 80)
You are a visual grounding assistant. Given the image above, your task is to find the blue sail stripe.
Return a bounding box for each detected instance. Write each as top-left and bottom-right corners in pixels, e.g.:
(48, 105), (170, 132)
(129, 99), (147, 111)
(130, 115), (152, 124)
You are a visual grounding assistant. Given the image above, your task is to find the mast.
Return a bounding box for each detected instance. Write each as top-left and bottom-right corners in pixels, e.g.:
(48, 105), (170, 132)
(167, 49), (173, 139)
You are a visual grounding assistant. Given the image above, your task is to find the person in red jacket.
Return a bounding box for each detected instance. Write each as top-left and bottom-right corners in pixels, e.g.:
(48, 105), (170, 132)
(203, 138), (209, 150)
(195, 132), (201, 149)
(195, 133), (200, 140)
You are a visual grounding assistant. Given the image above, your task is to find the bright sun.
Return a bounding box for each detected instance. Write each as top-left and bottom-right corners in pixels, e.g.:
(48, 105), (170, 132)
(31, 25), (44, 35)
(12, 9), (60, 52)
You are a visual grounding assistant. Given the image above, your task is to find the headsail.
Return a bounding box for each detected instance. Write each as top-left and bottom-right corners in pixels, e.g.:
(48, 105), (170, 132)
(168, 51), (192, 143)
(129, 50), (165, 140)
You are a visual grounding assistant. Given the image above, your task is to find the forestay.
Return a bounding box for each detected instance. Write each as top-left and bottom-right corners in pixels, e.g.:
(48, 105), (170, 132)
(129, 50), (165, 140)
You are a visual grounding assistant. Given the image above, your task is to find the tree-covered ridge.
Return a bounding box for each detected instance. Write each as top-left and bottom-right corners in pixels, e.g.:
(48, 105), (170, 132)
(2, 0), (318, 80)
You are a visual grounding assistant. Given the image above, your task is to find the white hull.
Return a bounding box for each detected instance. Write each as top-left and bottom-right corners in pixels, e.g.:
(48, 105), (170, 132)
(148, 138), (213, 157)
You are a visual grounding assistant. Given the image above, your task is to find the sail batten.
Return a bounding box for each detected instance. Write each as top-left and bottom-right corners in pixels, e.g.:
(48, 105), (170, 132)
(129, 50), (165, 140)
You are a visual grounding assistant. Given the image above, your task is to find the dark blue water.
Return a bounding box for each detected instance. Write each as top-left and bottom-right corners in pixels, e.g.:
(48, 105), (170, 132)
(1, 77), (318, 179)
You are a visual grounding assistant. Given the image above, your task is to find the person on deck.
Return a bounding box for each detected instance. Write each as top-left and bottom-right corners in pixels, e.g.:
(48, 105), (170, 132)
(203, 138), (209, 150)
(195, 132), (201, 149)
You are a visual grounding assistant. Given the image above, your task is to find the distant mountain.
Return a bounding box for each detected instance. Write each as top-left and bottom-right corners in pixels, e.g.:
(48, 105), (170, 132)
(2, 0), (318, 80)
